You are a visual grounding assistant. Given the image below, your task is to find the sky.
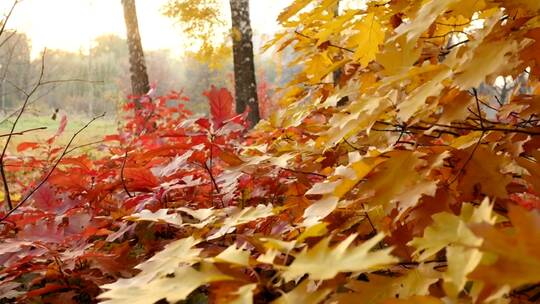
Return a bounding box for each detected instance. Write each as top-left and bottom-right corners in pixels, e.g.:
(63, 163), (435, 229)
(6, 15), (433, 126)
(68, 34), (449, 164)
(0, 0), (290, 58)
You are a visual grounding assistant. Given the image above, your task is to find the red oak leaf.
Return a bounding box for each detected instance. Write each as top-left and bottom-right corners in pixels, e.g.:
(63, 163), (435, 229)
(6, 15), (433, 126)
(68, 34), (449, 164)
(204, 85), (235, 128)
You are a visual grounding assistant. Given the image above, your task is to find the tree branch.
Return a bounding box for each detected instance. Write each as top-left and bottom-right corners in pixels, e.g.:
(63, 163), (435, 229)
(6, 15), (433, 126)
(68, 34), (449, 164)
(120, 148), (133, 198)
(0, 0), (19, 39)
(0, 126), (47, 138)
(294, 30), (355, 53)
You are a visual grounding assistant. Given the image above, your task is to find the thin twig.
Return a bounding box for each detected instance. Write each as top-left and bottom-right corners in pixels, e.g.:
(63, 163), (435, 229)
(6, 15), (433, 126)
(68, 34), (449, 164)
(393, 124), (408, 146)
(120, 148), (133, 198)
(281, 167), (327, 178)
(376, 120), (540, 137)
(294, 30), (355, 53)
(448, 131), (485, 185)
(203, 162), (220, 194)
(440, 39), (469, 55)
(435, 20), (476, 27)
(420, 30), (468, 39)
(39, 79), (104, 86)
(65, 140), (105, 155)
(0, 126), (47, 138)
(472, 88), (485, 130)
(363, 209), (384, 250)
(0, 0), (18, 39)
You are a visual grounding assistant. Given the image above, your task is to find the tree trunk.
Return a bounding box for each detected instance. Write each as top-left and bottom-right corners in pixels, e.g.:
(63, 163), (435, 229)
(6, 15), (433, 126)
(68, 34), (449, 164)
(121, 0), (149, 109)
(229, 0), (260, 126)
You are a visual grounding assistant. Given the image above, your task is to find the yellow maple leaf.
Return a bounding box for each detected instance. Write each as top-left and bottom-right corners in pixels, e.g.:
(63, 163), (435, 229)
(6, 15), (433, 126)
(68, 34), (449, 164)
(123, 209), (183, 226)
(321, 90), (396, 149)
(272, 280), (331, 304)
(314, 9), (357, 46)
(303, 153), (385, 224)
(347, 13), (385, 66)
(408, 199), (495, 297)
(213, 244), (251, 267)
(277, 0), (315, 22)
(281, 233), (397, 281)
(397, 66), (451, 121)
(394, 0), (462, 41)
(458, 146), (513, 199)
(304, 51), (348, 84)
(356, 150), (438, 216)
(135, 236), (202, 277)
(454, 40), (520, 89)
(99, 263), (232, 304)
(339, 264), (440, 303)
(470, 205), (540, 290)
(377, 36), (421, 76)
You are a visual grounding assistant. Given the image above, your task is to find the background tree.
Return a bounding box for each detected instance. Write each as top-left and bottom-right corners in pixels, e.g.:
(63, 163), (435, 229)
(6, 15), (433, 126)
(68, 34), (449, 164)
(229, 0), (259, 125)
(0, 31), (31, 112)
(163, 0), (229, 66)
(121, 0), (149, 108)
(164, 0), (260, 125)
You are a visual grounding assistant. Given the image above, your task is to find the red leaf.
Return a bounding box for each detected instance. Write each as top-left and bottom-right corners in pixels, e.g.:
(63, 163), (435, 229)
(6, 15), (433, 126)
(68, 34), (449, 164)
(31, 183), (60, 212)
(195, 117), (211, 130)
(104, 134), (121, 142)
(17, 142), (40, 152)
(123, 167), (160, 190)
(204, 85), (235, 127)
(47, 114), (68, 144)
(217, 149), (244, 166)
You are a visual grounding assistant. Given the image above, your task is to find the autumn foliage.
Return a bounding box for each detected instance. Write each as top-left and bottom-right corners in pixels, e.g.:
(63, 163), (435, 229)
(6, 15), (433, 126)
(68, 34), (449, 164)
(2, 0), (540, 303)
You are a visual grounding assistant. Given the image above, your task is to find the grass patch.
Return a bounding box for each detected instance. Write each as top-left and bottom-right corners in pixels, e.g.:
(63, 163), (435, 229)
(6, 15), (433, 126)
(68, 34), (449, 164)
(0, 114), (118, 153)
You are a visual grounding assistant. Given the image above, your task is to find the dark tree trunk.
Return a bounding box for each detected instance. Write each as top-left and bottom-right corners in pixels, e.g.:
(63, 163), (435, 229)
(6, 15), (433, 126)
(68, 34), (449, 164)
(121, 0), (149, 109)
(229, 0), (260, 126)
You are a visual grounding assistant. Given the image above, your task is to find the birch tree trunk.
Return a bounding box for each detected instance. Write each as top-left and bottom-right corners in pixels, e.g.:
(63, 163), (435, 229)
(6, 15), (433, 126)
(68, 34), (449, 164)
(121, 0), (149, 109)
(229, 0), (260, 126)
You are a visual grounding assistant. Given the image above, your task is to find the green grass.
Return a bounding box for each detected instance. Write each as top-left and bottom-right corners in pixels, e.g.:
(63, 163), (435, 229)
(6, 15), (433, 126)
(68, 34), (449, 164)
(0, 114), (118, 153)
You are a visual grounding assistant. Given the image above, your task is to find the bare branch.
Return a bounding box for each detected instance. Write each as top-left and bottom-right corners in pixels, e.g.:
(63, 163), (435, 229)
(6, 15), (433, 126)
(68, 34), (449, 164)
(65, 140), (105, 155)
(39, 79), (104, 86)
(120, 149), (133, 198)
(0, 0), (19, 39)
(0, 30), (17, 49)
(0, 126), (47, 138)
(472, 88), (485, 130)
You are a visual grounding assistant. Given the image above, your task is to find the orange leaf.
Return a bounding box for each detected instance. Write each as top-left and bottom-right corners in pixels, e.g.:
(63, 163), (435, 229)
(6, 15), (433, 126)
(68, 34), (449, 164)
(17, 142), (40, 152)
